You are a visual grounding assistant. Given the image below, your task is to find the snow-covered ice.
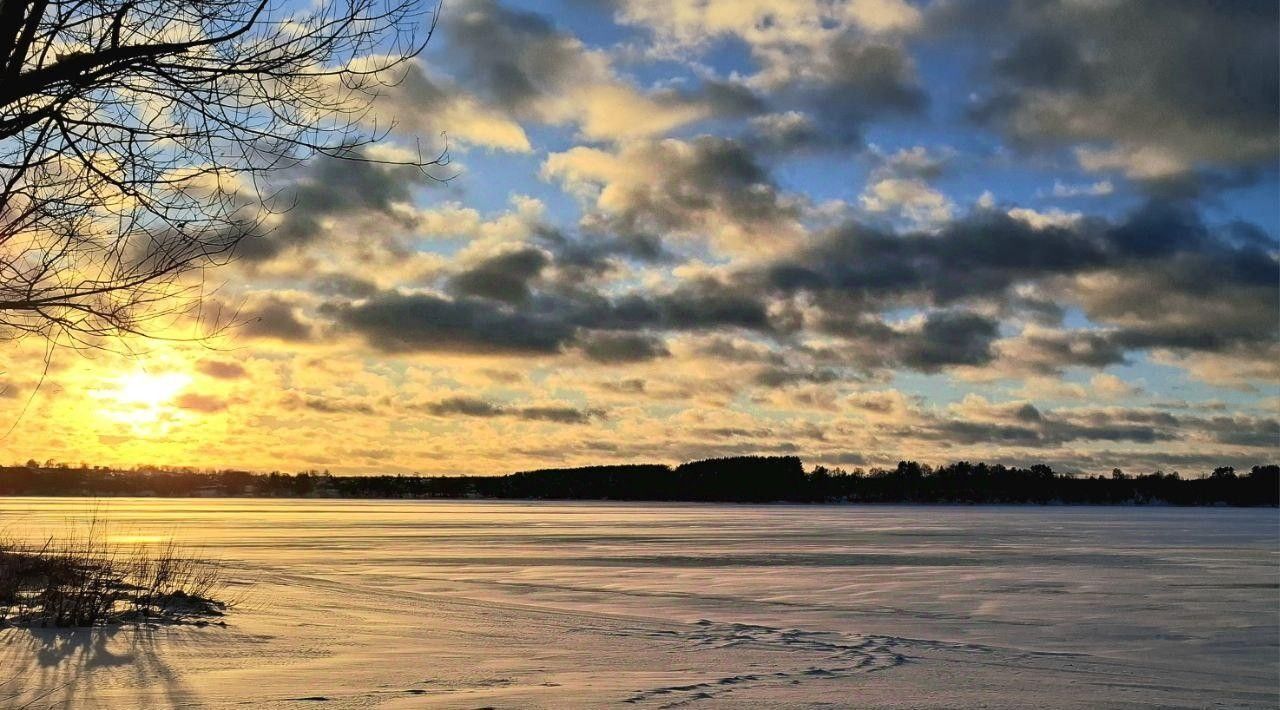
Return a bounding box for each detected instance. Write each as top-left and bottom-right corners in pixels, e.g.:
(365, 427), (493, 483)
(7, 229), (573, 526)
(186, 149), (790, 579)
(1, 498), (1275, 708)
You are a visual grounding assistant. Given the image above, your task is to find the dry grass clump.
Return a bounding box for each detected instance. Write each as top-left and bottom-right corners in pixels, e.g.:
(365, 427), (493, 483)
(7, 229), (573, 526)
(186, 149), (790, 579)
(0, 519), (231, 628)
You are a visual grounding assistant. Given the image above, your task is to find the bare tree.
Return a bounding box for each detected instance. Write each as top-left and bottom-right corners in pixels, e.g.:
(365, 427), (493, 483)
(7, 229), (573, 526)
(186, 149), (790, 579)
(0, 0), (441, 347)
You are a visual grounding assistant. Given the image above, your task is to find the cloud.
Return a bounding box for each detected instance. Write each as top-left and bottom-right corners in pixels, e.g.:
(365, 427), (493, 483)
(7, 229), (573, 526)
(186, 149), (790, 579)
(908, 398), (1179, 447)
(744, 111), (823, 153)
(174, 393), (228, 413)
(894, 310), (999, 372)
(1006, 207), (1081, 230)
(322, 264), (778, 359)
(612, 0), (922, 46)
(1149, 347), (1280, 390)
(1049, 180), (1114, 198)
(990, 326), (1128, 377)
(370, 61), (532, 152)
(952, 0), (1279, 185)
(755, 367), (843, 388)
(441, 0), (711, 140)
(282, 393), (378, 415)
(610, 0), (927, 148)
(345, 59), (529, 152)
(310, 274), (381, 299)
(859, 177), (955, 228)
(857, 146), (956, 227)
(1069, 203), (1279, 358)
(760, 208), (1106, 306)
(872, 145), (951, 180)
(423, 396), (504, 417)
(518, 406), (604, 424)
(576, 332), (670, 363)
(1089, 373), (1141, 400)
(543, 136), (803, 255)
(846, 389), (916, 421)
(237, 150), (435, 264)
(301, 190), (1275, 391)
(196, 360), (247, 380)
(447, 246), (550, 304)
(419, 396), (604, 424)
(239, 296), (315, 342)
(1194, 416), (1280, 448)
(324, 292), (574, 355)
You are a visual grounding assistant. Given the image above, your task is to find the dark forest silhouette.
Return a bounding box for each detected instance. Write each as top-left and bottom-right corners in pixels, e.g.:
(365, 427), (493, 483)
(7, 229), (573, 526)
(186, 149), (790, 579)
(1, 457), (1276, 506)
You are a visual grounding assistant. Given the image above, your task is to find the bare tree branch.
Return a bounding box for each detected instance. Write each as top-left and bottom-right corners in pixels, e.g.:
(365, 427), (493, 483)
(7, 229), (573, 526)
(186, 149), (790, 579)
(0, 0), (443, 346)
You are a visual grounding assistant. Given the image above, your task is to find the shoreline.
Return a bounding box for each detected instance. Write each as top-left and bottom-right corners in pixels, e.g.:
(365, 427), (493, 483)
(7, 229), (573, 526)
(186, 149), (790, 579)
(0, 493), (1274, 507)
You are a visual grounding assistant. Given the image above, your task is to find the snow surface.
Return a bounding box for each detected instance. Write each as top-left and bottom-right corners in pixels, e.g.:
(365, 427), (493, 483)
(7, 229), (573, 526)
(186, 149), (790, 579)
(0, 498), (1276, 708)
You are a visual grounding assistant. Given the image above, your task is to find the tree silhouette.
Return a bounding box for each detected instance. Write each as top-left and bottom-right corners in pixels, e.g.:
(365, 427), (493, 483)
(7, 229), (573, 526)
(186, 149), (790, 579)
(0, 0), (441, 346)
(0, 456), (1276, 505)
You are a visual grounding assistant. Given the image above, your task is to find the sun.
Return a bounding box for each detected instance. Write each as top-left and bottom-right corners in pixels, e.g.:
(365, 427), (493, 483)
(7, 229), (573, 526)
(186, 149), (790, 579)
(90, 369), (193, 434)
(112, 371), (190, 407)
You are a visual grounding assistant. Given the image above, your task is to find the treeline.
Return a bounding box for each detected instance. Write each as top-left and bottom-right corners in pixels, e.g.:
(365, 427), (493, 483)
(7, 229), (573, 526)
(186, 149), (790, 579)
(0, 457), (1276, 506)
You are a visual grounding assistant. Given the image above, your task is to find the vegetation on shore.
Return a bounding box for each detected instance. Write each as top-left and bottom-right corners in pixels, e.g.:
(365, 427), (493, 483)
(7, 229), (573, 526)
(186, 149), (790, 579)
(1, 457), (1276, 506)
(0, 520), (231, 628)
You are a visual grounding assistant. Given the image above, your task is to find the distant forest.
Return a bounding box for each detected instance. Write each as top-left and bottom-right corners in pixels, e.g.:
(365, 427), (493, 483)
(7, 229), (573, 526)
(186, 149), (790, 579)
(1, 457), (1276, 506)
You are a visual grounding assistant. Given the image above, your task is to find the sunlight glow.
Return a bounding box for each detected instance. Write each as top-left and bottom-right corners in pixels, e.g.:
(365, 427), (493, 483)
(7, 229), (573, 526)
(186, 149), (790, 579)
(90, 370), (193, 435)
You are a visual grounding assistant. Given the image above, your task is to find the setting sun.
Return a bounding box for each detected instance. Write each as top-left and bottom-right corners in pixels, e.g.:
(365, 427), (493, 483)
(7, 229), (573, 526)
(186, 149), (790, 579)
(90, 370), (192, 433)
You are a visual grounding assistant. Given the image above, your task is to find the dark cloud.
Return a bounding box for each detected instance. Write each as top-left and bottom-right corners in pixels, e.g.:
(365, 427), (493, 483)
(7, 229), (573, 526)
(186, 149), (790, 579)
(893, 404), (1280, 455)
(552, 278), (774, 335)
(240, 296), (314, 342)
(949, 0), (1279, 185)
(787, 38), (927, 146)
(423, 396), (505, 417)
(314, 196), (1275, 385)
(752, 200), (1277, 373)
(534, 224), (671, 275)
(282, 393), (377, 415)
(239, 151), (432, 263)
(443, 0), (585, 113)
(325, 272), (775, 358)
(598, 378), (646, 394)
(368, 60), (524, 150)
(310, 274), (380, 299)
(729, 34), (927, 151)
(896, 311), (1000, 372)
(447, 247), (549, 304)
(441, 1), (774, 136)
(695, 337), (786, 365)
(651, 278), (773, 331)
(577, 331), (669, 364)
(174, 393), (228, 413)
(696, 79), (769, 118)
(517, 406), (603, 424)
(828, 452), (869, 466)
(1195, 416), (1280, 448)
(908, 407), (1177, 448)
(1007, 329), (1129, 375)
(762, 209), (1106, 305)
(557, 136), (800, 252)
(1075, 203), (1279, 356)
(418, 396), (604, 424)
(324, 292), (574, 355)
(754, 367), (843, 388)
(196, 360), (248, 380)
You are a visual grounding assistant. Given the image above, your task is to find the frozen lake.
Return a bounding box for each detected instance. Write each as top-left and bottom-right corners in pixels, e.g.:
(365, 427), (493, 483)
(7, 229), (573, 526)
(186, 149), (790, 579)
(1, 498), (1276, 708)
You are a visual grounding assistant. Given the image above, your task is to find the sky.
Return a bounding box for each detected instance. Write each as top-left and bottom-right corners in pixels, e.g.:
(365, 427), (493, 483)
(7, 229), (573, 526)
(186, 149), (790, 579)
(2, 0), (1277, 475)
